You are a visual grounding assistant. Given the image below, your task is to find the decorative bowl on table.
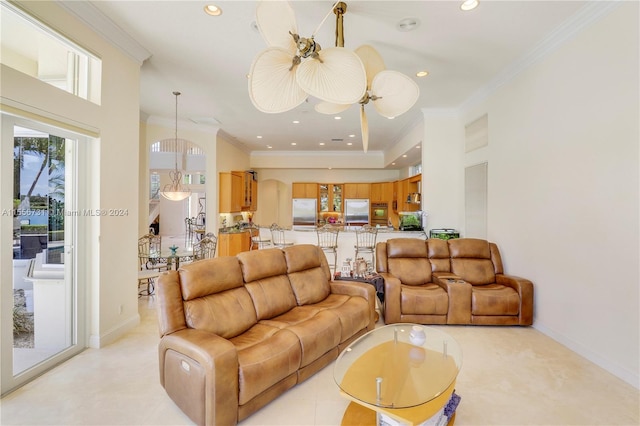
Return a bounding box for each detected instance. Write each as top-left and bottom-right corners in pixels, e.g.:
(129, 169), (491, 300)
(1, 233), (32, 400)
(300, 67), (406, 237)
(169, 245), (178, 255)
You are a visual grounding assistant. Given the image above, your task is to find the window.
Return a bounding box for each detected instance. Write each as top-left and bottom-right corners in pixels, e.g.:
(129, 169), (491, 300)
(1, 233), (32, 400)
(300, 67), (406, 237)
(0, 2), (101, 104)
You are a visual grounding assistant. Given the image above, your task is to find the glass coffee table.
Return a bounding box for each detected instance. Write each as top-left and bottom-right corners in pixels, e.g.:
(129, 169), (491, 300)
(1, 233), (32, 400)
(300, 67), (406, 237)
(334, 324), (462, 426)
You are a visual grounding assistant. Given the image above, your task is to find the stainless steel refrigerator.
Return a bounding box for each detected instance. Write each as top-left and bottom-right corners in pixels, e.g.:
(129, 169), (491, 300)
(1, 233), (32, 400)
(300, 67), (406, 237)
(292, 198), (317, 228)
(344, 199), (370, 225)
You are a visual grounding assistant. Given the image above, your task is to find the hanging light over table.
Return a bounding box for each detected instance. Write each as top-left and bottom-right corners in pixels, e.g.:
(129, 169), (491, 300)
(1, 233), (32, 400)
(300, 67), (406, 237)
(161, 91), (191, 201)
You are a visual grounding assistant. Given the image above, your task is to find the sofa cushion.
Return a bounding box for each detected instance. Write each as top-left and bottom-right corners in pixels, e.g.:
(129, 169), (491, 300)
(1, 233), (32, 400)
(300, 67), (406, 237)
(388, 258), (433, 285)
(401, 284), (448, 315)
(284, 245), (331, 305)
(280, 310), (341, 367)
(238, 248), (288, 282)
(386, 238), (428, 258)
(245, 275), (298, 320)
(472, 284), (520, 316)
(178, 256), (245, 300)
(231, 327), (302, 405)
(427, 238), (451, 272)
(183, 287), (257, 339)
(450, 258), (496, 285)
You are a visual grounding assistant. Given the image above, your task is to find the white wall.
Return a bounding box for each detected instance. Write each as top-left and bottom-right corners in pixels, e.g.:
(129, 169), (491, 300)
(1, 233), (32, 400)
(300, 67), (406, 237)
(460, 3), (639, 387)
(1, 2), (143, 347)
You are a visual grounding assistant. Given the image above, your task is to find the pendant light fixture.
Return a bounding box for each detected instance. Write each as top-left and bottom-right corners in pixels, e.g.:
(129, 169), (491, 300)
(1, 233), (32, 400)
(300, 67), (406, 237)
(160, 91), (191, 201)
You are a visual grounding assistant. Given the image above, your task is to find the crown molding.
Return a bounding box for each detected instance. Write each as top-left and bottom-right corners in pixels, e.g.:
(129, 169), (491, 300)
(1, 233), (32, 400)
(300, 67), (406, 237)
(459, 1), (621, 113)
(56, 1), (151, 65)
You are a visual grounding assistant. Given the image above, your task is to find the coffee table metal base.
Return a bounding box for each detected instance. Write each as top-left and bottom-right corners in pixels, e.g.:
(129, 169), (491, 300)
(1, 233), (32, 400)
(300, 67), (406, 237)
(340, 402), (456, 426)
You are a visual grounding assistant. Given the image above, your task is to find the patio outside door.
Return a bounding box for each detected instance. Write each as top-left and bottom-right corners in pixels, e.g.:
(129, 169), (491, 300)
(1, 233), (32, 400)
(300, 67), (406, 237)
(1, 115), (87, 395)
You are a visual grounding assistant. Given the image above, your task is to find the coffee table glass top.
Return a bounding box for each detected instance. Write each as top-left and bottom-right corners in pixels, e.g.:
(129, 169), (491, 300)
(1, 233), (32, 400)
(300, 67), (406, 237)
(334, 324), (462, 409)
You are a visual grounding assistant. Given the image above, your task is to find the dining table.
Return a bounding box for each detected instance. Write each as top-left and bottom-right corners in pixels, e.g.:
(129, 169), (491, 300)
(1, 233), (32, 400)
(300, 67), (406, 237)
(142, 247), (194, 270)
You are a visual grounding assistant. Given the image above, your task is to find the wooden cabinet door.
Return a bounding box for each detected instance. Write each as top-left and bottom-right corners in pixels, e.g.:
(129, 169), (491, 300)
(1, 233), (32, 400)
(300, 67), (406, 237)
(218, 231), (251, 256)
(219, 172), (243, 213)
(292, 183), (317, 198)
(344, 183), (370, 199)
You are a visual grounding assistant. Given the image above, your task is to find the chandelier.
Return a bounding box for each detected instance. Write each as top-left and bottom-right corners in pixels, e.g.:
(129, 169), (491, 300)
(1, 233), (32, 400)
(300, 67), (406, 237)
(160, 91), (191, 201)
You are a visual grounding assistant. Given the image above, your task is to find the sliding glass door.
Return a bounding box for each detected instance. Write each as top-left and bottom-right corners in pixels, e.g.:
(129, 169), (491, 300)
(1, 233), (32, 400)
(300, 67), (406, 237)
(1, 114), (87, 395)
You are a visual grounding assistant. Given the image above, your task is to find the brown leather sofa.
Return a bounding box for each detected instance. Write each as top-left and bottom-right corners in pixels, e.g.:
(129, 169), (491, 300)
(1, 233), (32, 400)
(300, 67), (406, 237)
(155, 244), (376, 426)
(376, 238), (533, 326)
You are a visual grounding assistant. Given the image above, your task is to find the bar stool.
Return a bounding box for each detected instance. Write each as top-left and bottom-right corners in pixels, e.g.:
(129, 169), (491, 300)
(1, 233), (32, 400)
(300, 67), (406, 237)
(249, 224), (271, 249)
(270, 223), (294, 248)
(354, 225), (378, 267)
(317, 225), (339, 274)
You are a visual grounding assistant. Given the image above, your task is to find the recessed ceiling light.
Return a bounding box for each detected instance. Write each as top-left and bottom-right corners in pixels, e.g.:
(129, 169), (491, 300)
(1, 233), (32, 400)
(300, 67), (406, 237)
(416, 71), (429, 77)
(293, 120), (300, 124)
(396, 17), (420, 32)
(460, 0), (479, 11)
(348, 134), (355, 138)
(416, 145), (421, 149)
(402, 154), (407, 158)
(347, 142), (353, 146)
(334, 116), (342, 120)
(319, 142), (325, 146)
(388, 117), (395, 120)
(204, 4), (222, 16)
(392, 162), (396, 165)
(256, 135), (262, 139)
(267, 145), (272, 149)
(291, 142), (297, 146)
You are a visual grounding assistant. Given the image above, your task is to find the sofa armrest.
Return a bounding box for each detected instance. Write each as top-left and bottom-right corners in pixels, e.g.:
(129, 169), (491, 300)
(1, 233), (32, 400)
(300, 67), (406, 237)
(330, 281), (377, 328)
(159, 328), (239, 426)
(497, 274), (534, 325)
(433, 274), (472, 325)
(378, 272), (401, 323)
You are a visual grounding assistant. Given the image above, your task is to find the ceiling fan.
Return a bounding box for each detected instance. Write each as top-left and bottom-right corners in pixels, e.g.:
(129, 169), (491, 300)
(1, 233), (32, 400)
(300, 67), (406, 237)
(248, 1), (367, 114)
(315, 4), (420, 152)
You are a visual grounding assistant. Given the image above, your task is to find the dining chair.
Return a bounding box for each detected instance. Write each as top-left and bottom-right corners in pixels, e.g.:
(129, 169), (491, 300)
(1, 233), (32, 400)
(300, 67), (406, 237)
(138, 233), (166, 296)
(192, 237), (217, 261)
(316, 225), (339, 274)
(354, 225), (378, 267)
(270, 223), (294, 249)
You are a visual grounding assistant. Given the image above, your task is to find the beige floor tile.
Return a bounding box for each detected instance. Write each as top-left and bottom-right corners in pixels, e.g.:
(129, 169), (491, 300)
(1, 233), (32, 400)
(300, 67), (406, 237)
(1, 295), (638, 426)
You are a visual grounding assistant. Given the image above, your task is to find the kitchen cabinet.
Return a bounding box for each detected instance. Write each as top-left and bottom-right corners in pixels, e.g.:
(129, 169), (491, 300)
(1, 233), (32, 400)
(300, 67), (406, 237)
(240, 171), (258, 212)
(292, 183), (317, 199)
(397, 174), (421, 212)
(319, 184), (343, 212)
(343, 183), (370, 199)
(218, 231), (251, 257)
(219, 171), (243, 213)
(370, 182), (393, 203)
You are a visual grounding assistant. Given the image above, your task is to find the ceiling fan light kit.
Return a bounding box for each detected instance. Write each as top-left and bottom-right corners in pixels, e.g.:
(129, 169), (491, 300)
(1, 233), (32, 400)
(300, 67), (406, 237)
(248, 0), (419, 153)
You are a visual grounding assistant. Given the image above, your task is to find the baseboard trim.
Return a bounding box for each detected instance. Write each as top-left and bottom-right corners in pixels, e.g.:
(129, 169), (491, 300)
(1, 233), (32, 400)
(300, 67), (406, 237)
(89, 313), (140, 348)
(534, 323), (639, 390)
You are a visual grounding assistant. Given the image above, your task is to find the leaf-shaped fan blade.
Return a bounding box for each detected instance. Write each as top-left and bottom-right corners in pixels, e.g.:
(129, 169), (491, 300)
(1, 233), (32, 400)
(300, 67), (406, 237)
(296, 47), (366, 105)
(370, 70), (420, 118)
(256, 0), (297, 53)
(360, 104), (369, 153)
(249, 47), (307, 113)
(314, 102), (351, 115)
(355, 45), (386, 90)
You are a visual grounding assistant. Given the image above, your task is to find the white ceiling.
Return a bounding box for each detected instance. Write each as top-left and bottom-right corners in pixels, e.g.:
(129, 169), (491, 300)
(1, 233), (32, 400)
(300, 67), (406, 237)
(62, 0), (588, 168)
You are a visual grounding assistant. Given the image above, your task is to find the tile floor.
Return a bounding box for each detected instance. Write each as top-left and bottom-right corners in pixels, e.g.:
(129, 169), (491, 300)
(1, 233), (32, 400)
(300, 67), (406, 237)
(2, 237), (639, 425)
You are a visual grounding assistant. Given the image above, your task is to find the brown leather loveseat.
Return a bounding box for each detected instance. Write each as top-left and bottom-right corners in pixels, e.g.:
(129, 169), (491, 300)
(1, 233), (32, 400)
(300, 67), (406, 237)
(155, 244), (376, 425)
(376, 238), (533, 326)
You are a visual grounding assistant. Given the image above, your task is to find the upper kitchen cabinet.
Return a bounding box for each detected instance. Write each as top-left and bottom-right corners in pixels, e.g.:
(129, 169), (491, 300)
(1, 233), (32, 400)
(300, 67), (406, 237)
(292, 183), (318, 199)
(319, 184), (343, 212)
(370, 182), (393, 203)
(343, 183), (370, 199)
(240, 171), (258, 212)
(219, 171), (243, 213)
(397, 174), (422, 212)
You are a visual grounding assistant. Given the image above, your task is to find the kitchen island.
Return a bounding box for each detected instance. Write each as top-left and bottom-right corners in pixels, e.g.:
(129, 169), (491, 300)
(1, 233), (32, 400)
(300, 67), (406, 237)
(269, 226), (426, 270)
